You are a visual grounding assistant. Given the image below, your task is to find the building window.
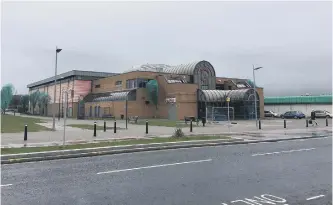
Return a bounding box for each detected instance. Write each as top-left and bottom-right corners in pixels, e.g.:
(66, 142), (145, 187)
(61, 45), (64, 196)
(138, 78), (152, 88)
(236, 83), (246, 88)
(228, 86), (232, 90)
(201, 85), (209, 90)
(115, 81), (122, 86)
(95, 84), (101, 88)
(216, 84), (224, 90)
(94, 106), (98, 117)
(126, 79), (137, 89)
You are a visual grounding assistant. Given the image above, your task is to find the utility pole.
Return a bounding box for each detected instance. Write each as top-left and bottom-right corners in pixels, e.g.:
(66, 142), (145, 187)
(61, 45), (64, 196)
(52, 47), (62, 131)
(252, 65), (263, 129)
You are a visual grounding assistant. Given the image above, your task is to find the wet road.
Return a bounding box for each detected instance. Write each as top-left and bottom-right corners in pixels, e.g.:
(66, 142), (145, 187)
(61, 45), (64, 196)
(1, 135), (332, 205)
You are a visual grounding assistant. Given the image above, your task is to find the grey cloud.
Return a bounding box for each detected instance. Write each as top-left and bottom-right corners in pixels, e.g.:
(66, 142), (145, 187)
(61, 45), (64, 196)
(1, 1), (332, 96)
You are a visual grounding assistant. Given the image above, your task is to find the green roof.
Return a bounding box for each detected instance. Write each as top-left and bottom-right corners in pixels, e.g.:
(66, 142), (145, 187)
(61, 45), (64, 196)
(264, 95), (332, 105)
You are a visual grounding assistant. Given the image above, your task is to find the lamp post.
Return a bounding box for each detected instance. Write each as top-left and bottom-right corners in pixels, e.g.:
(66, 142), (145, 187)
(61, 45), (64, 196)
(52, 47), (62, 131)
(252, 65), (262, 129)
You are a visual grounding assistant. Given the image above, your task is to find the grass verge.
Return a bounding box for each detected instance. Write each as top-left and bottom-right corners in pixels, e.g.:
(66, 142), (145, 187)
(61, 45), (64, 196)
(136, 120), (198, 127)
(1, 135), (231, 154)
(1, 114), (51, 133)
(67, 124), (125, 130)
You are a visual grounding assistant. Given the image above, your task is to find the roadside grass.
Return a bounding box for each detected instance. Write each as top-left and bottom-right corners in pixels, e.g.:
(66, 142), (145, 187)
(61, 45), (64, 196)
(1, 135), (231, 154)
(73, 118), (199, 128)
(136, 119), (199, 127)
(67, 124), (125, 130)
(1, 114), (51, 133)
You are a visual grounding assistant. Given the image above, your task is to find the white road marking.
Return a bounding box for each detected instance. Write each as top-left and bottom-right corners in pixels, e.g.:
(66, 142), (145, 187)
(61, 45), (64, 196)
(97, 159), (212, 175)
(306, 195), (325, 201)
(223, 194), (288, 205)
(252, 148), (316, 156)
(1, 184), (13, 187)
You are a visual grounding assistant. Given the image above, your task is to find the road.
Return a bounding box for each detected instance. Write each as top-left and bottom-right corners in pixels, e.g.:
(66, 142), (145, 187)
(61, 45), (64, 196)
(1, 136), (332, 205)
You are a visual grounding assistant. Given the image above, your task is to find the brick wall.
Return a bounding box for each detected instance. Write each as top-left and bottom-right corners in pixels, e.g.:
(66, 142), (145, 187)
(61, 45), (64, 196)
(92, 71), (158, 93)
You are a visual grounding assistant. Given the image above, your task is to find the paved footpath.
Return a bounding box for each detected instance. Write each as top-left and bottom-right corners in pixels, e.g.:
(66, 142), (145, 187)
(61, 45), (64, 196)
(1, 116), (331, 148)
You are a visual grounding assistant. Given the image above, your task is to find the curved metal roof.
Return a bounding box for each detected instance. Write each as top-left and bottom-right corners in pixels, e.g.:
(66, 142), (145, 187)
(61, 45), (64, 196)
(163, 61), (201, 75)
(124, 64), (172, 73)
(227, 89), (250, 101)
(164, 60), (216, 76)
(83, 90), (136, 103)
(123, 60), (216, 76)
(93, 91), (132, 102)
(198, 90), (229, 102)
(199, 89), (259, 102)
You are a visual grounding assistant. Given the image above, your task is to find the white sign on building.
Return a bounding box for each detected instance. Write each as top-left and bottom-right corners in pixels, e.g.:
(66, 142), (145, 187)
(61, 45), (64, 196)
(165, 98), (176, 103)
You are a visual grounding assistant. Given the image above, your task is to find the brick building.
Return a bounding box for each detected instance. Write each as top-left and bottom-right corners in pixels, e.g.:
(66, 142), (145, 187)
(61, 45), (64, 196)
(28, 60), (264, 120)
(27, 70), (117, 117)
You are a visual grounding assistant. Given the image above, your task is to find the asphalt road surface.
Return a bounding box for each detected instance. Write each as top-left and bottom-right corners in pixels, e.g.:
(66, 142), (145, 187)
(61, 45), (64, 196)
(1, 135), (332, 205)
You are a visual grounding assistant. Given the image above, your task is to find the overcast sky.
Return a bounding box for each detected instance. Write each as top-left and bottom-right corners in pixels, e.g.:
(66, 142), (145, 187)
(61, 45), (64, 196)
(1, 1), (332, 96)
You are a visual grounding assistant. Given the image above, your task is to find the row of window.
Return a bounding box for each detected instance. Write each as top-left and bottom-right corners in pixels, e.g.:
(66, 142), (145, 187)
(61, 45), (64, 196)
(87, 106), (113, 117)
(94, 79), (152, 89)
(215, 84), (233, 90)
(126, 78), (152, 89)
(88, 106), (101, 117)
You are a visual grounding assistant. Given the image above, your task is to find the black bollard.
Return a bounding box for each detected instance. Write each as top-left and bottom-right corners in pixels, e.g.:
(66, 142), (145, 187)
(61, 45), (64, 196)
(104, 121), (106, 132)
(259, 120), (261, 130)
(326, 118), (328, 127)
(146, 120), (148, 134)
(93, 122), (97, 137)
(190, 120), (193, 132)
(24, 124), (27, 141)
(114, 120), (117, 133)
(284, 119), (286, 128)
(306, 119), (308, 127)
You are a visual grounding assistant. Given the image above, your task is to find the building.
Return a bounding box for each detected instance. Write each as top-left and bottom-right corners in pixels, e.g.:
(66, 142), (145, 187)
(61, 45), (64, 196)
(28, 60), (264, 120)
(27, 70), (117, 117)
(264, 95), (332, 116)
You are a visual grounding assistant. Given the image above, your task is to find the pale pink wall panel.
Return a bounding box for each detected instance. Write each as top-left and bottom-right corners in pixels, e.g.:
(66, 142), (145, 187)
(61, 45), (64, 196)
(74, 80), (92, 102)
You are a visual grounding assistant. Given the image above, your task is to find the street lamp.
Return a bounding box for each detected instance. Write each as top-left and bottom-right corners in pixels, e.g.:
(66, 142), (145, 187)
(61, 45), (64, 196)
(252, 65), (262, 129)
(52, 47), (62, 131)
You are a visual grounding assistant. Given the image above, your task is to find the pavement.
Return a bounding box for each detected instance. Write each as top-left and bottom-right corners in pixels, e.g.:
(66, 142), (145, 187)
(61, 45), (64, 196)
(1, 136), (332, 205)
(1, 114), (332, 148)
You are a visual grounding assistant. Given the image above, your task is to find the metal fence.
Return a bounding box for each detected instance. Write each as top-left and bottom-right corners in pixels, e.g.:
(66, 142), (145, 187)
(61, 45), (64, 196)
(206, 106), (235, 123)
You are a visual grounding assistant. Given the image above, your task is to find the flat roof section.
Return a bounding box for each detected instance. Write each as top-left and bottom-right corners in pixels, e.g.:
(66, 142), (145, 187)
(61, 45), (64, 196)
(27, 70), (118, 88)
(264, 95), (333, 104)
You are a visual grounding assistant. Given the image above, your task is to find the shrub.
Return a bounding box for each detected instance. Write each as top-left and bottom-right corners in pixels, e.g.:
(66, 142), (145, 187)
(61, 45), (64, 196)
(172, 127), (185, 138)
